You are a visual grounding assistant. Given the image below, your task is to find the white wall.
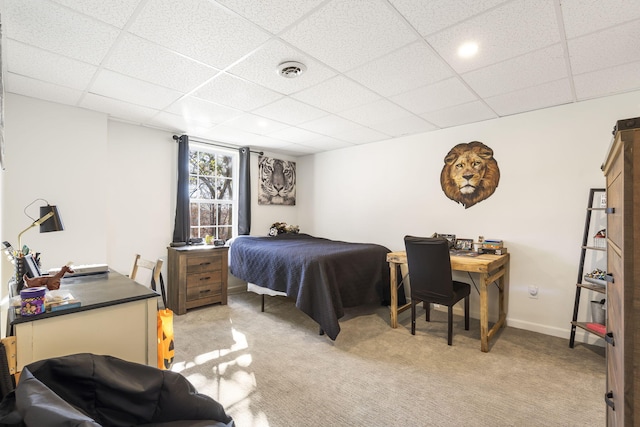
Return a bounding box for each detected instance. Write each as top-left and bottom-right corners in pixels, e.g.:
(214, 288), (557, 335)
(106, 121), (175, 276)
(1, 94), (109, 284)
(297, 89), (640, 343)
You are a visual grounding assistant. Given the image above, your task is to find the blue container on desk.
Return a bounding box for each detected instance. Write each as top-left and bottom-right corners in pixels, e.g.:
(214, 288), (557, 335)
(20, 286), (46, 316)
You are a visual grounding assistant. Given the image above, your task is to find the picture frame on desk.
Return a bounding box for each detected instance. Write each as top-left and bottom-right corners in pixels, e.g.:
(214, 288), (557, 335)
(454, 238), (473, 251)
(436, 233), (456, 249)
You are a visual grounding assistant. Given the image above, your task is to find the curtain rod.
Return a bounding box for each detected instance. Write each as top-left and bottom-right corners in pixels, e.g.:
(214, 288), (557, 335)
(172, 135), (264, 155)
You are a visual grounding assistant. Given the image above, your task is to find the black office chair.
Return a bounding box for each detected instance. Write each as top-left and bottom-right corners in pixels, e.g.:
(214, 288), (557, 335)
(404, 236), (471, 345)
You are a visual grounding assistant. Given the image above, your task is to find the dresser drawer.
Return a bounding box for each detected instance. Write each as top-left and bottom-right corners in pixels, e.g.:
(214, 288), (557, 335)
(186, 255), (221, 274)
(186, 270), (221, 287)
(186, 281), (222, 302)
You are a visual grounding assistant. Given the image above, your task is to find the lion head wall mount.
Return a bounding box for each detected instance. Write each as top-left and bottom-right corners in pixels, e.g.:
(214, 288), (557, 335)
(440, 141), (500, 209)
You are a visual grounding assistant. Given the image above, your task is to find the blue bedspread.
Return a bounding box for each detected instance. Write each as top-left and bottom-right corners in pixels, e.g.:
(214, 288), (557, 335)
(229, 233), (391, 340)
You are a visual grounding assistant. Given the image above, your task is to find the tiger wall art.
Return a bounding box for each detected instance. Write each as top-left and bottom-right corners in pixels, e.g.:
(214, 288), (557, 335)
(258, 156), (296, 205)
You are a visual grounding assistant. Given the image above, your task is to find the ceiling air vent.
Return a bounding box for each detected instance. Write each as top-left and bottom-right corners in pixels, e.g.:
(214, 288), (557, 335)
(277, 61), (306, 78)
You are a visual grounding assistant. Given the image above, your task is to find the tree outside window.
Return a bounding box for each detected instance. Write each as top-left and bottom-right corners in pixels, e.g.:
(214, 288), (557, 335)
(189, 147), (235, 241)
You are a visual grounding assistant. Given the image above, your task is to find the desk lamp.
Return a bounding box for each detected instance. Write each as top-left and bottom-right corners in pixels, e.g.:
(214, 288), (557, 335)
(17, 201), (64, 255)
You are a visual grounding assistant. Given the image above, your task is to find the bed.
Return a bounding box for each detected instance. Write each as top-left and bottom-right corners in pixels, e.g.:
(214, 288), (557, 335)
(228, 233), (393, 340)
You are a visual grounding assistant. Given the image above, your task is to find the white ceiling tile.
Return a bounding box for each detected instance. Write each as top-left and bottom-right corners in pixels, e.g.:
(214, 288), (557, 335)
(267, 127), (325, 143)
(222, 113), (289, 135)
(241, 134), (293, 149)
(90, 70), (183, 110)
(568, 20), (640, 75)
(391, 77), (477, 115)
(253, 98), (328, 125)
(215, 0), (326, 34)
(421, 100), (497, 128)
(147, 111), (216, 134)
(292, 76), (380, 113)
(336, 127), (390, 144)
(463, 44), (567, 98)
(166, 96), (243, 125)
(6, 73), (83, 106)
(561, 0), (640, 39)
(129, 0), (271, 69)
(485, 79), (573, 116)
(279, 143), (320, 155)
(7, 40), (97, 91)
(574, 61), (640, 100)
(346, 41), (454, 97)
(227, 39), (337, 95)
(4, 0), (119, 65)
(340, 99), (414, 128)
(299, 137), (355, 150)
(298, 114), (367, 136)
(104, 34), (220, 93)
(199, 125), (259, 145)
(194, 73), (283, 111)
(80, 93), (159, 123)
(427, 0), (559, 74)
(389, 0), (508, 36)
(3, 0), (640, 157)
(49, 0), (142, 28)
(370, 114), (438, 137)
(281, 0), (418, 72)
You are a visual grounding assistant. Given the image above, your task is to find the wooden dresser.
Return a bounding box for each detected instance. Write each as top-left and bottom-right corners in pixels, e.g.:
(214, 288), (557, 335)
(167, 246), (229, 315)
(602, 117), (640, 426)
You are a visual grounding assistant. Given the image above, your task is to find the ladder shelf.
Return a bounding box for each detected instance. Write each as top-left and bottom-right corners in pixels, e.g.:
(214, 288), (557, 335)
(569, 188), (607, 348)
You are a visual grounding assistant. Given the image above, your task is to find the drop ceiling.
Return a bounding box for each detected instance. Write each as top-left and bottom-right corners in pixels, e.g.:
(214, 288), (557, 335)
(3, 0), (640, 157)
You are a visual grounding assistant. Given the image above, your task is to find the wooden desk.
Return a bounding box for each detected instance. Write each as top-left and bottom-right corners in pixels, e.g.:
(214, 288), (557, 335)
(9, 271), (158, 370)
(387, 251), (510, 352)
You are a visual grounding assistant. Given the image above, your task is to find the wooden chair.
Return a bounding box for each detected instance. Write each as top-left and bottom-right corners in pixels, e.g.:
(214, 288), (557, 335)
(0, 336), (18, 399)
(404, 236), (471, 345)
(130, 254), (165, 307)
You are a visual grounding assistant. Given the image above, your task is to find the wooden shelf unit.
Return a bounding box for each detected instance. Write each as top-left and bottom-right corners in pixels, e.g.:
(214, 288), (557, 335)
(569, 188), (607, 348)
(601, 117), (640, 426)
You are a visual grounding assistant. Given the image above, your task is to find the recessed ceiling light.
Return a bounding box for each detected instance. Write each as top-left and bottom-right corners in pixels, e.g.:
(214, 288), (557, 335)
(277, 61), (307, 78)
(458, 42), (479, 58)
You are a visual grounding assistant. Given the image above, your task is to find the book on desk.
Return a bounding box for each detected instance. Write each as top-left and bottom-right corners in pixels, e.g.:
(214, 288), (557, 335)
(48, 299), (81, 312)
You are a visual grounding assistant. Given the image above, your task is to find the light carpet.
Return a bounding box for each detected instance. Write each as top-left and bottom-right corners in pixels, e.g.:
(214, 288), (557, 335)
(171, 291), (605, 427)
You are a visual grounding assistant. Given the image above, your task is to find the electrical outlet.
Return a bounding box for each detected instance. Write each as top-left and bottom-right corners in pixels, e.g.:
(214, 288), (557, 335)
(528, 285), (539, 299)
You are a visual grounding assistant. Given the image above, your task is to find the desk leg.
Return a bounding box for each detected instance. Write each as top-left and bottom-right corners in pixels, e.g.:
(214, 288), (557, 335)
(479, 273), (489, 352)
(481, 267), (507, 352)
(498, 274), (506, 329)
(389, 262), (398, 328)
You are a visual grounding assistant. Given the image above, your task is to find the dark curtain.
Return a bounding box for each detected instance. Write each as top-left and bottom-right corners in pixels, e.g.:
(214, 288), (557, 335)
(238, 147), (251, 235)
(172, 135), (190, 244)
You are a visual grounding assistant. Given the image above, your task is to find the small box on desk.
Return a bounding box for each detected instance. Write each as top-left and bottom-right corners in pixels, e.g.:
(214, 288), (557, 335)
(479, 247), (508, 255)
(481, 239), (503, 250)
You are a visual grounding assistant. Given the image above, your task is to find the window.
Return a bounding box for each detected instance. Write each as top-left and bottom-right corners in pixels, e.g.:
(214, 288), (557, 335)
(189, 145), (237, 241)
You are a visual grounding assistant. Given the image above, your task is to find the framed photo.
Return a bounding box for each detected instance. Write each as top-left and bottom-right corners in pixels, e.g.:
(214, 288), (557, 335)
(436, 233), (456, 249)
(455, 238), (474, 251)
(258, 156), (296, 206)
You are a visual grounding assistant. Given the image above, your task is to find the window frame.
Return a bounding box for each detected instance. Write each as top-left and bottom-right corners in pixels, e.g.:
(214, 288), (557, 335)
(188, 143), (238, 241)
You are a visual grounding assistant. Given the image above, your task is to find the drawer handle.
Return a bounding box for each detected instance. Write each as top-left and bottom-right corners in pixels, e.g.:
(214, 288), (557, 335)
(200, 276), (211, 281)
(605, 207), (615, 214)
(200, 289), (211, 294)
(199, 262), (211, 266)
(605, 391), (615, 410)
(605, 274), (614, 283)
(605, 332), (615, 346)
